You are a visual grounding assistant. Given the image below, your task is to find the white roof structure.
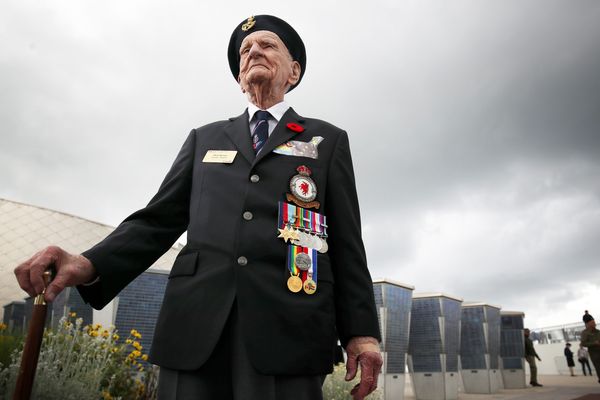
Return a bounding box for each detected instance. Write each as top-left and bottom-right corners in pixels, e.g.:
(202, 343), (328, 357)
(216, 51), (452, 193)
(0, 198), (180, 318)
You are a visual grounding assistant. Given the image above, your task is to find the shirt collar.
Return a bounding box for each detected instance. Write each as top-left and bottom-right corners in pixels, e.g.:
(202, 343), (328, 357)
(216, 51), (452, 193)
(248, 101), (290, 123)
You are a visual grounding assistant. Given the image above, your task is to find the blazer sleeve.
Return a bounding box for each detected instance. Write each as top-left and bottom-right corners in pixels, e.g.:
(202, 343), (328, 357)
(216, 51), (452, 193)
(77, 130), (196, 309)
(325, 131), (381, 347)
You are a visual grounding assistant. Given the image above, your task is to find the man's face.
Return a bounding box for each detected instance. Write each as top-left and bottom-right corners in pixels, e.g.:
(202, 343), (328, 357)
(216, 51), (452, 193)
(524, 329), (530, 337)
(238, 30), (300, 94)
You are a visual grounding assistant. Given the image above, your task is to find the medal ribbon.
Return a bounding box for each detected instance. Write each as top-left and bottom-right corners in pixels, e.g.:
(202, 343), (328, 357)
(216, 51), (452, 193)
(278, 202), (286, 230)
(310, 248), (318, 282)
(287, 245), (300, 276)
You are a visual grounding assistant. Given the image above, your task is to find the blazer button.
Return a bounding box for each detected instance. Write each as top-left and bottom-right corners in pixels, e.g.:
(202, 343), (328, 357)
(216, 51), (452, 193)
(250, 174), (260, 183)
(237, 256), (248, 266)
(243, 211), (253, 221)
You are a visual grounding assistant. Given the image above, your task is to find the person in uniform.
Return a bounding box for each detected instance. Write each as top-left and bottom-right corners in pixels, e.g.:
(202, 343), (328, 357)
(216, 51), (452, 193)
(14, 15), (383, 400)
(581, 311), (600, 383)
(524, 328), (543, 387)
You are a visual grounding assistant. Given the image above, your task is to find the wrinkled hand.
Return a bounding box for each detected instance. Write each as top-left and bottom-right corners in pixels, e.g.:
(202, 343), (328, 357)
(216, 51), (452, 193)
(345, 336), (383, 400)
(14, 246), (96, 302)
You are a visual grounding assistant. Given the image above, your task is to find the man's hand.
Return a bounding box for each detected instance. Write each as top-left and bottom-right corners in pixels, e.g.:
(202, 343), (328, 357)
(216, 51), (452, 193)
(536, 356), (542, 361)
(14, 246), (96, 302)
(344, 336), (383, 400)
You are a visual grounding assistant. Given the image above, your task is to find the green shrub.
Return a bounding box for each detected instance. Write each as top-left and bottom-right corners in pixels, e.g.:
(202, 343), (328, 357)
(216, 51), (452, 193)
(0, 324), (23, 370)
(0, 314), (157, 400)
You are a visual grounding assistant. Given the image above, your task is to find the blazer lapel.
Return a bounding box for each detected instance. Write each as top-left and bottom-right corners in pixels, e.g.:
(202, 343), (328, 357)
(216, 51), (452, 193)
(224, 110), (254, 165)
(253, 107), (306, 166)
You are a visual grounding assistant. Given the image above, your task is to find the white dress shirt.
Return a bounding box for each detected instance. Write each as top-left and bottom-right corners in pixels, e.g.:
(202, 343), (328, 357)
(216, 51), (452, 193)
(247, 101), (290, 136)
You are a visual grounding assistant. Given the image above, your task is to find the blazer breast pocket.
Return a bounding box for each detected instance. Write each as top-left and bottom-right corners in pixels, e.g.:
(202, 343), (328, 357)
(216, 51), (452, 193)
(317, 255), (334, 284)
(168, 252), (199, 279)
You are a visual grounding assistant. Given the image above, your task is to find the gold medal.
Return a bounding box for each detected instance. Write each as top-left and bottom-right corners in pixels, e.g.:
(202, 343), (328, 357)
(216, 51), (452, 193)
(287, 275), (303, 293)
(303, 279), (317, 295)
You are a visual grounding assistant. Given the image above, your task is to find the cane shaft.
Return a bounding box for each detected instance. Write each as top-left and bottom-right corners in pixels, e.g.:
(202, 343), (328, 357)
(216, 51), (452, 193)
(13, 302), (47, 400)
(13, 269), (52, 400)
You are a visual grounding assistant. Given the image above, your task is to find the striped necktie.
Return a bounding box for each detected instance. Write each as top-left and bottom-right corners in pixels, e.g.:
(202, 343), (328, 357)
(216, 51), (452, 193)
(252, 110), (271, 154)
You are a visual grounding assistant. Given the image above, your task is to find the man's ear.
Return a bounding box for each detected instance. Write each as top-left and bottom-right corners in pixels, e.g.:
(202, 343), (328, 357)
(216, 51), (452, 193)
(287, 61), (301, 87)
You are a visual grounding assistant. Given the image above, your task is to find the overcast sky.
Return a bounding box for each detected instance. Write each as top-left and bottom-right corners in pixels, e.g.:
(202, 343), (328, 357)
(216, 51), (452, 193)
(2, 0), (599, 330)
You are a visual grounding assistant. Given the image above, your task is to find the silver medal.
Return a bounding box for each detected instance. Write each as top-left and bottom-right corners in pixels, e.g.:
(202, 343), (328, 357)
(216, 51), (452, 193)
(318, 238), (328, 254)
(295, 253), (311, 271)
(312, 235), (323, 251)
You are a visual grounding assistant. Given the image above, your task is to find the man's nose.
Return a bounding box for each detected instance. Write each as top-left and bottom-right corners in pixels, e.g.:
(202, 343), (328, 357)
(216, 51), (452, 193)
(248, 43), (264, 58)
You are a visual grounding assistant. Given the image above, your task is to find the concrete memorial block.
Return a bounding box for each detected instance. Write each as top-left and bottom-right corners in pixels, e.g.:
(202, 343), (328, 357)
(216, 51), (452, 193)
(500, 311), (526, 389)
(373, 279), (415, 400)
(408, 293), (463, 400)
(460, 303), (503, 394)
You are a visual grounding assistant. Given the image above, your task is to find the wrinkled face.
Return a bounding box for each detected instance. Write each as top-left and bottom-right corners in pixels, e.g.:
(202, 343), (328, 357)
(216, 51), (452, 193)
(238, 30), (300, 94)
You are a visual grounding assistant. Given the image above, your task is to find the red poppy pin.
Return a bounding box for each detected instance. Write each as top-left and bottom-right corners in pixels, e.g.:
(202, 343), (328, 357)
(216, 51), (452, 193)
(286, 122), (304, 133)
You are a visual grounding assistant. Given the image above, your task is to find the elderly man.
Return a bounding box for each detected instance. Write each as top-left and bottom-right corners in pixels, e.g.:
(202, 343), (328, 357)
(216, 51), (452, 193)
(14, 15), (382, 400)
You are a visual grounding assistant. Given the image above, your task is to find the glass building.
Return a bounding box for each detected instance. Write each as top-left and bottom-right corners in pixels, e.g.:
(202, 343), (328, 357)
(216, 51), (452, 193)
(500, 311), (526, 388)
(373, 279), (414, 400)
(460, 303), (503, 394)
(408, 293), (463, 400)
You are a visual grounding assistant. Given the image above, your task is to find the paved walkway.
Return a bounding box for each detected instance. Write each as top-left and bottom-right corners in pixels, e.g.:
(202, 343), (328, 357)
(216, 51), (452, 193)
(403, 375), (600, 400)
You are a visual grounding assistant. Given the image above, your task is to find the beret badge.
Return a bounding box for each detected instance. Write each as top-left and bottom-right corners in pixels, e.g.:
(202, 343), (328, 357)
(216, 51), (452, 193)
(242, 16), (256, 31)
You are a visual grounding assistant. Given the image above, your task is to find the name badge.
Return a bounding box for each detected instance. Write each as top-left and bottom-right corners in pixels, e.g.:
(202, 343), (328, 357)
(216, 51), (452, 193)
(203, 150), (237, 163)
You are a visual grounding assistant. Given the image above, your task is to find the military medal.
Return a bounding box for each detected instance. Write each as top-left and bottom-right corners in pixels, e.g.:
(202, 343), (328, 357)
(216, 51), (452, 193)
(287, 275), (303, 293)
(287, 165), (321, 210)
(277, 225), (299, 243)
(303, 278), (317, 295)
(295, 253), (311, 271)
(318, 238), (328, 253)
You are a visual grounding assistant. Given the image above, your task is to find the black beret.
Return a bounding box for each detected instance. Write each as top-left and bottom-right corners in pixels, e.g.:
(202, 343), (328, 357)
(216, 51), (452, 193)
(228, 15), (306, 92)
(583, 310), (594, 323)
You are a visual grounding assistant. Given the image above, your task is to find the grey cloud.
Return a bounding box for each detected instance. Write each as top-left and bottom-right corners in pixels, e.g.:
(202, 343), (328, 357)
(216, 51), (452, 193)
(1, 1), (599, 328)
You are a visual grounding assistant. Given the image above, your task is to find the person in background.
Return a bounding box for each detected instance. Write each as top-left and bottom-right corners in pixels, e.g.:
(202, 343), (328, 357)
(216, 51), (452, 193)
(577, 344), (592, 376)
(581, 310), (600, 383)
(524, 328), (543, 387)
(564, 343), (575, 376)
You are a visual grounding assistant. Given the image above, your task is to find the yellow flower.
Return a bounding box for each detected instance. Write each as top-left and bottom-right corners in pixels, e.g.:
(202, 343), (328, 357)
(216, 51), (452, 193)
(132, 350), (142, 358)
(112, 334), (119, 341)
(132, 341), (142, 351)
(94, 323), (102, 330)
(69, 312), (77, 317)
(102, 330), (109, 338)
(111, 347), (119, 353)
(101, 390), (113, 400)
(0, 323), (7, 331)
(141, 354), (149, 361)
(89, 330), (99, 337)
(125, 339), (132, 344)
(129, 329), (143, 339)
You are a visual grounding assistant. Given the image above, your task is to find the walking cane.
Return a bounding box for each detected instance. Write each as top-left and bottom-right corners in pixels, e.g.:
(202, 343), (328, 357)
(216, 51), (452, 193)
(12, 269), (53, 400)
